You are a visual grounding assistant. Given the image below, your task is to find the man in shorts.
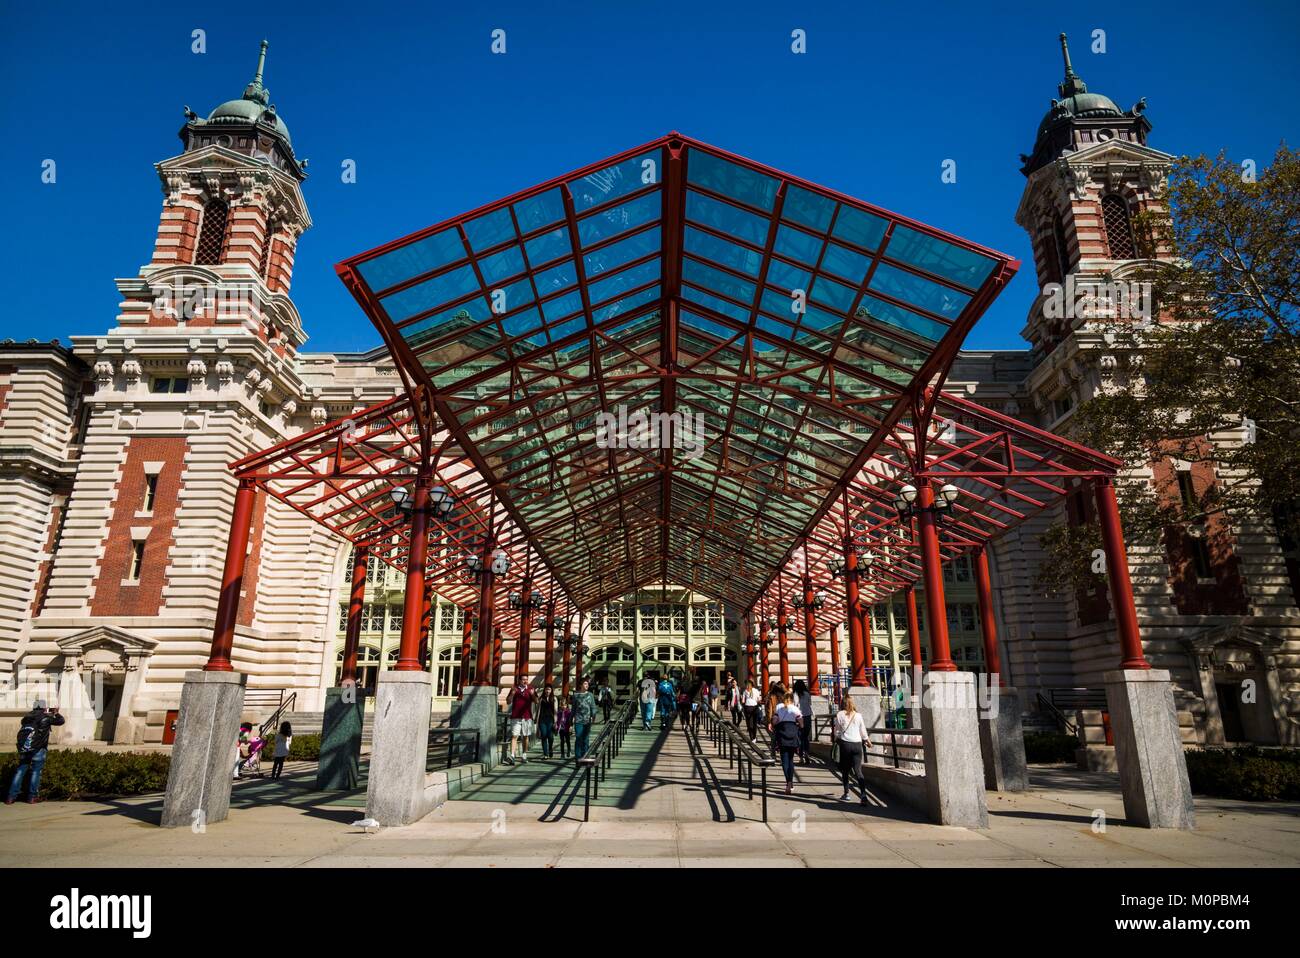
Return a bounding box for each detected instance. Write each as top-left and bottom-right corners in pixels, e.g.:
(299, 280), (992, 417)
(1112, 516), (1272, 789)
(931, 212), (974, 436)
(504, 673), (536, 765)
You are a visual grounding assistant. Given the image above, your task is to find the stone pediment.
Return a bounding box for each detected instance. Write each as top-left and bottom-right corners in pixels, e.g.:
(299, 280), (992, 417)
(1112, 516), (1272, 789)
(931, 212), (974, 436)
(56, 625), (158, 660)
(1179, 623), (1283, 657)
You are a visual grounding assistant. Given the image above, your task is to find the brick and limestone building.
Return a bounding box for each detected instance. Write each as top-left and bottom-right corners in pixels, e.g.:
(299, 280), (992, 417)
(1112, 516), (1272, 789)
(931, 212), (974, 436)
(1, 39), (1295, 747)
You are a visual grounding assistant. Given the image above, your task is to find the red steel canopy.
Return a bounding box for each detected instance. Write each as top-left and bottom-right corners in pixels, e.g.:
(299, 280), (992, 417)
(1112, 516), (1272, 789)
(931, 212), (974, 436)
(233, 133), (1119, 626)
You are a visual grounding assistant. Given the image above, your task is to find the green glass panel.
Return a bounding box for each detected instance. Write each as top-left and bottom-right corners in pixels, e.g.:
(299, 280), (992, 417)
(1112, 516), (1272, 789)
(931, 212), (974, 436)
(463, 207), (516, 252)
(686, 150), (779, 211)
(869, 263), (969, 320)
(684, 190), (769, 246)
(382, 263), (479, 323)
(773, 224), (823, 267)
(885, 225), (996, 290)
(357, 229), (464, 292)
(781, 185), (835, 232)
(831, 206), (889, 252)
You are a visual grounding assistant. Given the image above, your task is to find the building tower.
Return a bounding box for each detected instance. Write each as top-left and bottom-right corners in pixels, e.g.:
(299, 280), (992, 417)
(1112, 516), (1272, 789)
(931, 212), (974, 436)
(11, 43), (339, 746)
(1009, 35), (1298, 746)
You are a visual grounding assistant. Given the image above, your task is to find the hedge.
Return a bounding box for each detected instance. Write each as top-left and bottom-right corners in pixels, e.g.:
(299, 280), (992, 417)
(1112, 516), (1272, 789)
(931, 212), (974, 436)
(1023, 731), (1079, 764)
(0, 749), (171, 800)
(259, 732), (320, 762)
(1183, 747), (1300, 801)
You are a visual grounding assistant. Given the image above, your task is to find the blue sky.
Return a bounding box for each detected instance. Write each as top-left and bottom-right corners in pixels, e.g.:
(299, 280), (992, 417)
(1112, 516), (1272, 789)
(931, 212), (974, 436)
(1, 0), (1296, 353)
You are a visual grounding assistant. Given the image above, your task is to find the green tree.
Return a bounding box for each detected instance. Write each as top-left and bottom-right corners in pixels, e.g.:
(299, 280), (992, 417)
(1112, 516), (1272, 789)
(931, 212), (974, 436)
(1037, 145), (1299, 595)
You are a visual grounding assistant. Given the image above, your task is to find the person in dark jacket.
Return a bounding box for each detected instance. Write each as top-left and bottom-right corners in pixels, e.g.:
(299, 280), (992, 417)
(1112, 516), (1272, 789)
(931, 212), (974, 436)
(6, 699), (65, 804)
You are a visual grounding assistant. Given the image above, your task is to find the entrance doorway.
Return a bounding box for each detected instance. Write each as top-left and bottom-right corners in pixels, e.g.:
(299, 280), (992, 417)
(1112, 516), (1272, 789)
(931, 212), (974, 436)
(95, 680), (123, 742)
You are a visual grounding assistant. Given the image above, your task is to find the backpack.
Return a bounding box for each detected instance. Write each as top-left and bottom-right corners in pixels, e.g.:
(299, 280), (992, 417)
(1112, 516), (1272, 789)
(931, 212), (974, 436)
(16, 718), (38, 754)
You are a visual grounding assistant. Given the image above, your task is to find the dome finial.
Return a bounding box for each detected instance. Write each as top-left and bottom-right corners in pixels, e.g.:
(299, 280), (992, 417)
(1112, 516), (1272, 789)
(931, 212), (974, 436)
(257, 39), (273, 87)
(242, 39), (270, 106)
(1056, 32), (1088, 98)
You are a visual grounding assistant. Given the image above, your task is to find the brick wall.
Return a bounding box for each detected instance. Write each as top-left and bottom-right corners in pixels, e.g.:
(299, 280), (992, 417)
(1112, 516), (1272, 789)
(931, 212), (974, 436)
(90, 437), (188, 616)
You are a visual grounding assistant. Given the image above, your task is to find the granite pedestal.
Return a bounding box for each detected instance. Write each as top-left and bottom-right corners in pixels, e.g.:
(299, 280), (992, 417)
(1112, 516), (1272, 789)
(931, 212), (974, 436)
(978, 685), (1029, 791)
(1105, 669), (1195, 829)
(920, 671), (989, 827)
(364, 671), (433, 826)
(160, 670), (246, 828)
(455, 684), (501, 769)
(317, 685), (367, 791)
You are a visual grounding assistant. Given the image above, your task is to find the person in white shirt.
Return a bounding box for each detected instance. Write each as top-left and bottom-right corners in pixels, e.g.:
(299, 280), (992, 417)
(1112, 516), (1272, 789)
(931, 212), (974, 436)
(741, 679), (763, 741)
(271, 721), (292, 779)
(832, 697), (871, 803)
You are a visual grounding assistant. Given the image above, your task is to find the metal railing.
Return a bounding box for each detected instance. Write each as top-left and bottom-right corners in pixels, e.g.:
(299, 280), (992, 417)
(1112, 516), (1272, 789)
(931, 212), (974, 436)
(257, 691), (296, 738)
(1048, 688), (1107, 711)
(860, 727), (925, 769)
(699, 705), (777, 822)
(426, 728), (481, 772)
(577, 699), (637, 822)
(1035, 692), (1081, 736)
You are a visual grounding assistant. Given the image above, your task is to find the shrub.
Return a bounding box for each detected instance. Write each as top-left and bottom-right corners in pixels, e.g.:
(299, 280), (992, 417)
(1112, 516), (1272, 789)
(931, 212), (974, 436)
(1023, 731), (1079, 764)
(0, 749), (171, 800)
(1184, 747), (1300, 801)
(260, 732), (320, 761)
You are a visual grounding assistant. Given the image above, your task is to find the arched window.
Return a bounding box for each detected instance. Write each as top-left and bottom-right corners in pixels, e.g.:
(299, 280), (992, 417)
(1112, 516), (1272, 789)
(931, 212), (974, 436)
(1101, 193), (1137, 260)
(436, 645), (462, 697)
(195, 199), (229, 266)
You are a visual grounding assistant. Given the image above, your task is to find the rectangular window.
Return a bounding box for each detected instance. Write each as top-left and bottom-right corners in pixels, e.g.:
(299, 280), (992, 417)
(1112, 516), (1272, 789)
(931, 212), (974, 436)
(946, 603), (961, 634)
(142, 474), (159, 512)
(388, 607), (404, 634)
(128, 540), (146, 581)
(1190, 536), (1214, 579)
(706, 603), (722, 631)
(150, 377), (189, 394)
(960, 604), (977, 632)
(691, 604), (707, 632)
(954, 557), (972, 583)
(338, 604), (349, 632)
(1177, 469), (1197, 513)
(621, 607), (636, 631)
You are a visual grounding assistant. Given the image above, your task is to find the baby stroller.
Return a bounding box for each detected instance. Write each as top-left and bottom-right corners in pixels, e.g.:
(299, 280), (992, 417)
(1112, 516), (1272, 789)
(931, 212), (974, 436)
(237, 734), (267, 778)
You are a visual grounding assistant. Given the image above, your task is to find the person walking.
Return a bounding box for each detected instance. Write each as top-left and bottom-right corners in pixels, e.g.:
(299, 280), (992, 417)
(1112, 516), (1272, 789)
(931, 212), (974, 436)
(597, 679), (613, 723)
(792, 679), (814, 765)
(726, 677), (742, 724)
(657, 674), (676, 730)
(6, 699), (65, 804)
(504, 673), (536, 765)
(833, 696), (871, 803)
(693, 680), (709, 730)
(557, 696), (573, 759)
(741, 679), (762, 742)
(638, 673), (658, 731)
(764, 681), (785, 755)
(771, 691), (803, 795)
(271, 720), (292, 779)
(536, 686), (557, 760)
(572, 679), (598, 759)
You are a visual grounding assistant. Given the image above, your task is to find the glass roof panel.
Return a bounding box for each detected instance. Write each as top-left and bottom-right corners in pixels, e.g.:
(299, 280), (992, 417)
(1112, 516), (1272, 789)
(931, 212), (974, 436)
(339, 134), (1015, 612)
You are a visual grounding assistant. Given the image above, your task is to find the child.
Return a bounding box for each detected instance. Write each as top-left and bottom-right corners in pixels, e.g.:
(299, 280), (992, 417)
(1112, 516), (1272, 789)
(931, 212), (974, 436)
(272, 720), (292, 779)
(557, 696), (573, 759)
(234, 721), (253, 780)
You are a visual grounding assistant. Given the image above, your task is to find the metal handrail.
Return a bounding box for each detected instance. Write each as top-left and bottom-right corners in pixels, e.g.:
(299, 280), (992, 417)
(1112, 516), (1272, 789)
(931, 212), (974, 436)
(258, 691), (296, 738)
(700, 704), (776, 822)
(427, 727), (480, 771)
(1035, 692), (1080, 737)
(576, 698), (637, 821)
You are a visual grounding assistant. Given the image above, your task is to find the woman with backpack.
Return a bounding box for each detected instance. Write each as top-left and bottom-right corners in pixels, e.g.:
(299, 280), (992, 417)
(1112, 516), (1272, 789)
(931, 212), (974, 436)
(770, 691), (804, 794)
(792, 679), (814, 765)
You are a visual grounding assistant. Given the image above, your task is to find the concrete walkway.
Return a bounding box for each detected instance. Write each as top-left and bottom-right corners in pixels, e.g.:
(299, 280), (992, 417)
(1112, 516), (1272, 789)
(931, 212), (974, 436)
(2, 722), (1298, 867)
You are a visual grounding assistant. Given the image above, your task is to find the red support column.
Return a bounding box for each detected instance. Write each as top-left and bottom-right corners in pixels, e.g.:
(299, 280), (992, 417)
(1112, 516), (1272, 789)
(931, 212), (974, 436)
(543, 603), (556, 687)
(1094, 478), (1150, 669)
(829, 622), (842, 699)
(917, 479), (956, 672)
(418, 582), (433, 670)
(205, 478), (257, 672)
(759, 617), (771, 695)
(574, 633), (584, 689)
(777, 600), (791, 687)
(861, 601), (874, 673)
(394, 477), (431, 671)
(339, 545), (368, 685)
(472, 564), (495, 686)
(974, 546), (1003, 684)
(744, 615), (754, 681)
(844, 543), (868, 687)
(492, 627), (504, 685)
(457, 612), (474, 697)
(561, 632), (573, 699)
(515, 584), (533, 684)
(803, 575), (819, 692)
(904, 584), (923, 670)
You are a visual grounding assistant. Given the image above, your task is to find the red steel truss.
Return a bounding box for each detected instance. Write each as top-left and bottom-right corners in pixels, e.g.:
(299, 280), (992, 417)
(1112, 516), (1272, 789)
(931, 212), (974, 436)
(209, 133), (1146, 679)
